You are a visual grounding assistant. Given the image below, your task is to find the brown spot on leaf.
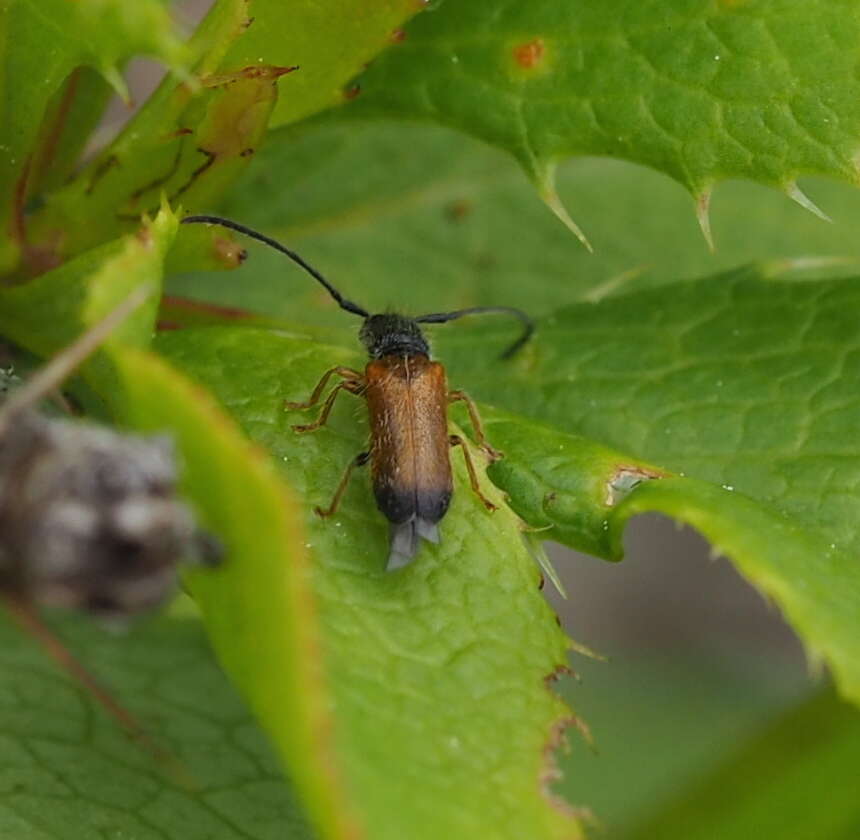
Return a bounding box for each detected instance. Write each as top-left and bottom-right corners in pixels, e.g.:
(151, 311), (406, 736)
(135, 226), (153, 248)
(445, 199), (472, 222)
(543, 664), (574, 687)
(344, 84), (361, 101)
(571, 714), (595, 752)
(545, 719), (598, 820)
(248, 64), (299, 80)
(540, 716), (595, 822)
(606, 465), (667, 506)
(390, 28), (407, 43)
(202, 64), (298, 88)
(513, 38), (545, 70)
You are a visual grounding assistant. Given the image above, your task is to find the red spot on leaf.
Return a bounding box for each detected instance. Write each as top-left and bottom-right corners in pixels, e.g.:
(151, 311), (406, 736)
(391, 28), (407, 43)
(445, 199), (472, 222)
(513, 38), (545, 69)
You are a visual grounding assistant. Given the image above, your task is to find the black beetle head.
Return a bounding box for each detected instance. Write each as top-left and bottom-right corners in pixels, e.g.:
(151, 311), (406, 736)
(359, 314), (429, 359)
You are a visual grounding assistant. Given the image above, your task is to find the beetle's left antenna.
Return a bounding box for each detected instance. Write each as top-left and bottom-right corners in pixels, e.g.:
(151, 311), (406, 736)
(415, 306), (534, 359)
(181, 214), (370, 318)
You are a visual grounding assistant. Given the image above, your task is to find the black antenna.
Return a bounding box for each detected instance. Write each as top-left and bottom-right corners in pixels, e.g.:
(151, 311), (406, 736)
(181, 215), (369, 318)
(415, 306), (534, 359)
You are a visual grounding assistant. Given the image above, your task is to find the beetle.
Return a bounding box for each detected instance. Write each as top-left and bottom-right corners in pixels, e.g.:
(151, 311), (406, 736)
(181, 214), (533, 569)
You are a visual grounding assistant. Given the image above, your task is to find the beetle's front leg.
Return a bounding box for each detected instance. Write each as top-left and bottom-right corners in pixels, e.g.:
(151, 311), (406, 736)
(448, 390), (502, 461)
(291, 377), (364, 433)
(284, 366), (363, 411)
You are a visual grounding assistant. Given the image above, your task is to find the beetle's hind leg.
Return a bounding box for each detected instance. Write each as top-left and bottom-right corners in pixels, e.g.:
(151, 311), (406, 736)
(315, 451), (369, 518)
(448, 390), (502, 461)
(449, 435), (497, 512)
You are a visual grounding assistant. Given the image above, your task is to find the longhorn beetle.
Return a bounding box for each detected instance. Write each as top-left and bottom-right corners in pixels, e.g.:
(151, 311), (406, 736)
(182, 215), (533, 569)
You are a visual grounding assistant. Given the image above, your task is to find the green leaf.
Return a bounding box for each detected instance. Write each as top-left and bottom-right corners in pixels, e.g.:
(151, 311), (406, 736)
(166, 118), (860, 702)
(218, 0), (424, 128)
(22, 0), (424, 272)
(112, 344), (356, 840)
(0, 611), (314, 840)
(154, 326), (585, 840)
(433, 266), (860, 701)
(0, 0), (188, 272)
(458, 403), (860, 698)
(623, 688), (860, 840)
(168, 117), (860, 325)
(0, 207), (176, 401)
(1, 213), (582, 837)
(346, 0), (860, 245)
(478, 408), (665, 560)
(0, 213), (359, 838)
(489, 406), (860, 697)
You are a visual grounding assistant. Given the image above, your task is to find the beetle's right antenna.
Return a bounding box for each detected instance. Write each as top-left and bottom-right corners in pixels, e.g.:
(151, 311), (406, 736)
(181, 215), (370, 319)
(415, 306), (534, 359)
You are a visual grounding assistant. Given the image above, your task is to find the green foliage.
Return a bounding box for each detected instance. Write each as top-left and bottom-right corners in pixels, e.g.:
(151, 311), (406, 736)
(0, 0), (188, 271)
(349, 0), (860, 246)
(0, 609), (314, 840)
(14, 0), (420, 269)
(2, 2), (860, 839)
(172, 116), (860, 319)
(155, 328), (579, 840)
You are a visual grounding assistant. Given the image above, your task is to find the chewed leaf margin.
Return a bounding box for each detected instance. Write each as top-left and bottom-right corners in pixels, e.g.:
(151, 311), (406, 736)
(480, 407), (860, 706)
